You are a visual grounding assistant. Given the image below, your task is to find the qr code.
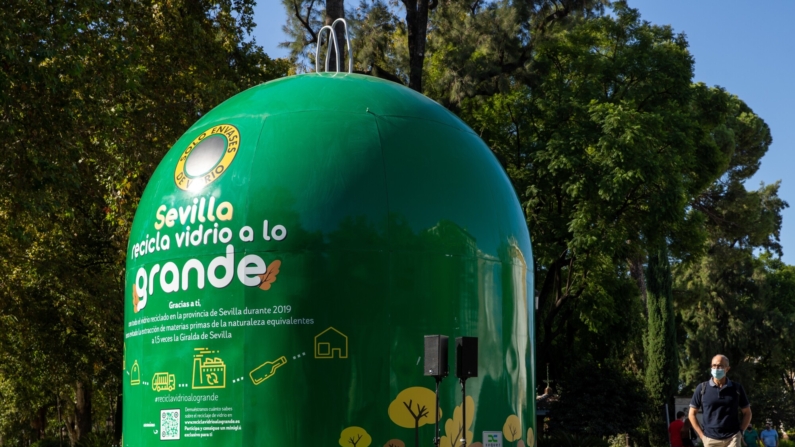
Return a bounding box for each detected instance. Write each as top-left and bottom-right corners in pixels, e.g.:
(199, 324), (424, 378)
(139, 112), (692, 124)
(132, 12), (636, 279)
(160, 409), (180, 440)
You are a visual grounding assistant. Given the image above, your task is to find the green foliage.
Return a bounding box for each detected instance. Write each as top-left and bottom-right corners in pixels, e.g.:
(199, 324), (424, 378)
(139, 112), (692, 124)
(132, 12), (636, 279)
(674, 95), (787, 390)
(280, 0), (324, 70)
(30, 441), (59, 447)
(74, 431), (116, 447)
(458, 2), (734, 392)
(727, 257), (795, 430)
(637, 413), (668, 447)
(0, 0), (289, 442)
(543, 431), (610, 447)
(644, 246), (678, 408)
(31, 440), (64, 447)
(347, 0), (408, 81)
(440, 1), (787, 442)
(549, 361), (651, 438)
(425, 0), (608, 103)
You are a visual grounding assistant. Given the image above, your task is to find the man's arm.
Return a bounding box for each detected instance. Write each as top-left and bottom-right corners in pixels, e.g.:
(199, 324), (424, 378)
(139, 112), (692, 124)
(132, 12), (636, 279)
(689, 407), (705, 440)
(740, 407), (752, 432)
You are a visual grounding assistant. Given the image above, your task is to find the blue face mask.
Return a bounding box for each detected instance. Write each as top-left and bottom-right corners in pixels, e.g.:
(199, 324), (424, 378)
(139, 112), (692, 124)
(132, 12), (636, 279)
(711, 368), (726, 380)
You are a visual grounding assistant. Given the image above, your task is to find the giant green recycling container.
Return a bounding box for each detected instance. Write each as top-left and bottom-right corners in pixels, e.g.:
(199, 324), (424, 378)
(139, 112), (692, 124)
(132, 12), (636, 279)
(123, 73), (535, 446)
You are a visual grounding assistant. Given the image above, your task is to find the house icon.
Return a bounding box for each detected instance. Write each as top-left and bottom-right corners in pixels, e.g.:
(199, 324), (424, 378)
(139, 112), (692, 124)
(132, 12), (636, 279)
(314, 327), (348, 359)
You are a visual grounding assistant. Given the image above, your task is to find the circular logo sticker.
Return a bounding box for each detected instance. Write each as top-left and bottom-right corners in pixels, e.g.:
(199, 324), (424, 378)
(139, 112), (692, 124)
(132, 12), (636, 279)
(174, 124), (240, 191)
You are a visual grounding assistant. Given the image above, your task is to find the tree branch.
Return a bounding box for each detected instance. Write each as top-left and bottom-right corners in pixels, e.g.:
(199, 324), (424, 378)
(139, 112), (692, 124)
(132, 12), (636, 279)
(536, 250), (570, 313)
(290, 0), (318, 43)
(404, 399), (418, 419)
(416, 403), (429, 419)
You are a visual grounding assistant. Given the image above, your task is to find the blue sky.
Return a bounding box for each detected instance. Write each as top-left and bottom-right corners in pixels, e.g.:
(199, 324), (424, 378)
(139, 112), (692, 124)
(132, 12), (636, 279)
(251, 1), (795, 263)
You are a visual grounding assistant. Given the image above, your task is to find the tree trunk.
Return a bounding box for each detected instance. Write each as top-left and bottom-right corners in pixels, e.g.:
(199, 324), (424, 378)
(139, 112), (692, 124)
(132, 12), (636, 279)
(74, 380), (93, 442)
(114, 382), (123, 442)
(403, 0), (431, 92)
(325, 0), (345, 72)
(30, 405), (46, 440)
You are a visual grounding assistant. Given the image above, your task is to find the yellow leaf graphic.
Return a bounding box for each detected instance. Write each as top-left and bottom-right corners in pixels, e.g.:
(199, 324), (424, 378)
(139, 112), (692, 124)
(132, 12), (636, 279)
(132, 285), (139, 313)
(440, 396), (474, 447)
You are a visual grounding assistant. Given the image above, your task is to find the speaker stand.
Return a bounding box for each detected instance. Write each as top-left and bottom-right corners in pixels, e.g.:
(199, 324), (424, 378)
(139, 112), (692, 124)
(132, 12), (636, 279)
(460, 378), (467, 447)
(433, 376), (442, 447)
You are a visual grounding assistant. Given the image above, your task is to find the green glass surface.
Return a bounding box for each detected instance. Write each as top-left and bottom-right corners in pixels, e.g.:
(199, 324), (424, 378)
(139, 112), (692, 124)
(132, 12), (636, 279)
(123, 73), (535, 446)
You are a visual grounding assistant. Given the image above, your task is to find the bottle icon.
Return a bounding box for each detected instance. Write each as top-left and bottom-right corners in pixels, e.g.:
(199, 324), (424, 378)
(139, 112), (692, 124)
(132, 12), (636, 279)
(249, 356), (287, 385)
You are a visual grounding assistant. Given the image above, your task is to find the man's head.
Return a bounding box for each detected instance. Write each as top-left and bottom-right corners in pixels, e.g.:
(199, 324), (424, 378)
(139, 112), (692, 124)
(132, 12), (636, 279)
(765, 423), (771, 430)
(711, 354), (731, 380)
(676, 411), (685, 420)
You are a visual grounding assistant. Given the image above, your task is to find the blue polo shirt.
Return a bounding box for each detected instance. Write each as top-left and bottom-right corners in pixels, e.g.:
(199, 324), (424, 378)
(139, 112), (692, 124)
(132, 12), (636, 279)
(760, 429), (778, 447)
(690, 378), (750, 440)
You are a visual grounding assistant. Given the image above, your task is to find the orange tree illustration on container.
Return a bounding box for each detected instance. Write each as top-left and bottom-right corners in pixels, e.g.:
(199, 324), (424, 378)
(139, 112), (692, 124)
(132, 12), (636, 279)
(388, 387), (440, 447)
(384, 439), (405, 447)
(440, 396), (474, 447)
(339, 426), (372, 447)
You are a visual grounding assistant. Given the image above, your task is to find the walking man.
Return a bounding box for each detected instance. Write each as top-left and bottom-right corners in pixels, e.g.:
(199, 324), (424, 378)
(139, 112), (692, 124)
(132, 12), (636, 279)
(689, 355), (752, 447)
(759, 423), (778, 447)
(743, 425), (761, 447)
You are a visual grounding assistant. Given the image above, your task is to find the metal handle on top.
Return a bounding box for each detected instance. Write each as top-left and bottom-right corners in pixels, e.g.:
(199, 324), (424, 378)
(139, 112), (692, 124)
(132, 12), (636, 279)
(315, 25), (340, 73)
(315, 18), (353, 73)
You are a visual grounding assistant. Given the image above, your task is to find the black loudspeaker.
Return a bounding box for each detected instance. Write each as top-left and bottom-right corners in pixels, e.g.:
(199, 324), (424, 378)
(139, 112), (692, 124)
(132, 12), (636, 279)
(456, 337), (478, 379)
(424, 335), (449, 377)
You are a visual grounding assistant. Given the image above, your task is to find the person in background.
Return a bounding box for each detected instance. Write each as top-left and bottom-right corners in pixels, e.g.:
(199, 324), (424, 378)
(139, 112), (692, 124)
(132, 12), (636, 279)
(682, 410), (696, 447)
(670, 411), (687, 447)
(689, 354), (752, 447)
(742, 425), (761, 447)
(760, 423), (778, 447)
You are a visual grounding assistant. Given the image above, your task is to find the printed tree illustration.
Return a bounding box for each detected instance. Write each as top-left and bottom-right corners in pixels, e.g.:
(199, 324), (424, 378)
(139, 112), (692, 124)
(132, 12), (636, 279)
(503, 415), (522, 445)
(388, 387), (441, 447)
(384, 440), (405, 447)
(339, 426), (372, 447)
(527, 427), (535, 447)
(440, 396), (474, 447)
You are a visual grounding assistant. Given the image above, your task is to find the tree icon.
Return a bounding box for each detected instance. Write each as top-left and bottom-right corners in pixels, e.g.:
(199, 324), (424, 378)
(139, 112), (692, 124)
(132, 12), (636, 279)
(440, 395), (474, 447)
(388, 387), (441, 447)
(339, 426), (372, 447)
(384, 440), (406, 447)
(503, 415), (521, 444)
(527, 427), (535, 447)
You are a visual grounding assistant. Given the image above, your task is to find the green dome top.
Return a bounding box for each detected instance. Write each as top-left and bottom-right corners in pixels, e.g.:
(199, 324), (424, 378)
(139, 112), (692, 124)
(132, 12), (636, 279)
(131, 72), (531, 261)
(202, 73), (471, 133)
